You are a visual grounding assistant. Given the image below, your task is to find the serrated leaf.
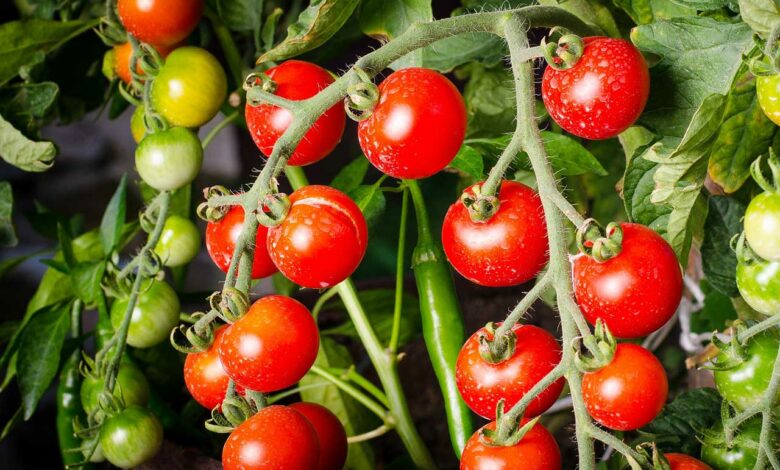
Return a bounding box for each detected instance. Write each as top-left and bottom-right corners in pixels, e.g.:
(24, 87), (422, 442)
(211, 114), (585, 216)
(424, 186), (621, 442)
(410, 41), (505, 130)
(358, 0), (432, 69)
(0, 113), (55, 172)
(623, 146), (672, 235)
(260, 0), (360, 63)
(701, 196), (745, 297)
(541, 132), (607, 176)
(100, 175), (127, 255)
(348, 184), (386, 232)
(448, 145), (484, 180)
(331, 157), (369, 193)
(216, 0), (263, 33)
(738, 0), (780, 36)
(539, 0), (620, 37)
(612, 0), (697, 24)
(421, 33), (505, 72)
(459, 63), (516, 138)
(0, 81), (59, 135)
(0, 182), (16, 247)
(71, 261), (106, 304)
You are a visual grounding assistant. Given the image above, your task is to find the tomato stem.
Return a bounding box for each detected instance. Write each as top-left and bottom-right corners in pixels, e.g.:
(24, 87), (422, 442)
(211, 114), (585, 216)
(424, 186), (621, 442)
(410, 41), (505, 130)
(388, 187), (409, 354)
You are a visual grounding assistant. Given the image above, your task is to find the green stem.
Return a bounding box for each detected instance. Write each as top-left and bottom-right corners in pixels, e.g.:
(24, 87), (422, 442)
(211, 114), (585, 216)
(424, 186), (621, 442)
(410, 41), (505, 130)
(311, 286), (339, 318)
(739, 314), (780, 342)
(494, 273), (551, 339)
(389, 188), (409, 354)
(310, 365), (389, 422)
(348, 424), (392, 443)
(202, 111), (239, 150)
(339, 367), (391, 408)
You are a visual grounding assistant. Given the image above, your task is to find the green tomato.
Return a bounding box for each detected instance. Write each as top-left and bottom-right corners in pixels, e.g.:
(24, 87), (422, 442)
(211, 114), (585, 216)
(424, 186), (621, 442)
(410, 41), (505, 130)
(714, 333), (780, 411)
(701, 418), (769, 470)
(744, 191), (780, 262)
(153, 215), (200, 267)
(135, 127), (202, 191)
(131, 106), (146, 143)
(80, 360), (150, 414)
(99, 406), (163, 469)
(737, 258), (780, 315)
(757, 74), (780, 126)
(151, 46), (227, 128)
(110, 280), (180, 348)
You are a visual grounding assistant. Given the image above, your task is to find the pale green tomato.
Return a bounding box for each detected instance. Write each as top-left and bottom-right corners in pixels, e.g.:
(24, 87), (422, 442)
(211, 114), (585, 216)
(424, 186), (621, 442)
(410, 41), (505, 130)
(110, 280), (180, 348)
(737, 258), (780, 315)
(135, 127), (203, 191)
(757, 74), (780, 126)
(744, 191), (780, 262)
(153, 215), (200, 267)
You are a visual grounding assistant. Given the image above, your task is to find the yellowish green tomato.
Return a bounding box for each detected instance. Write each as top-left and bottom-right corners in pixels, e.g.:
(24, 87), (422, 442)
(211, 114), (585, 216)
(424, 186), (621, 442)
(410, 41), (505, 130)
(131, 106), (146, 143)
(110, 280), (180, 348)
(737, 258), (780, 315)
(153, 215), (201, 267)
(757, 74), (780, 126)
(135, 127), (203, 191)
(744, 191), (780, 262)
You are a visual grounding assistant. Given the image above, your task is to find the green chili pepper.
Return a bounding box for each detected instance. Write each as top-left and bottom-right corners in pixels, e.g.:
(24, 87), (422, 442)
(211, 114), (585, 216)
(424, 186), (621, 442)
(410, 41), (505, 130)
(407, 180), (473, 456)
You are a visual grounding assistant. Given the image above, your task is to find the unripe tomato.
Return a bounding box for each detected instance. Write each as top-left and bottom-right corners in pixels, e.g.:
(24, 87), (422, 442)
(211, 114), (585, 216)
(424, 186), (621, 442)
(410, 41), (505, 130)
(290, 402), (348, 470)
(110, 280), (180, 348)
(81, 361), (150, 414)
(460, 420), (561, 470)
(153, 215), (200, 267)
(184, 326), (244, 409)
(541, 37), (649, 140)
(357, 67), (466, 179)
(219, 295), (319, 392)
(700, 419), (770, 470)
(744, 191), (780, 261)
(222, 405), (319, 470)
(736, 257), (780, 315)
(757, 74), (780, 126)
(117, 0), (203, 47)
(582, 343), (668, 430)
(135, 127), (203, 191)
(268, 185), (368, 288)
(456, 324), (564, 419)
(572, 223), (682, 338)
(205, 205), (277, 280)
(246, 60), (345, 166)
(714, 333), (780, 412)
(112, 42), (174, 85)
(442, 180), (548, 287)
(665, 453), (712, 470)
(130, 106), (146, 143)
(99, 406), (163, 469)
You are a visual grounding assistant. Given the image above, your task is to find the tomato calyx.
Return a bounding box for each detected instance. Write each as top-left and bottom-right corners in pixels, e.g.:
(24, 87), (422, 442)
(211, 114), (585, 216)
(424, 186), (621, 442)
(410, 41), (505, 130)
(573, 319), (617, 372)
(209, 287), (250, 323)
(257, 192), (291, 227)
(705, 328), (748, 372)
(576, 218), (624, 262)
(344, 67), (380, 121)
(749, 150), (780, 194)
(205, 393), (259, 433)
(460, 184), (500, 222)
(170, 312), (216, 353)
(482, 408), (540, 447)
(244, 71), (279, 99)
(540, 28), (585, 71)
(477, 322), (518, 364)
(197, 186), (233, 222)
(749, 28), (780, 77)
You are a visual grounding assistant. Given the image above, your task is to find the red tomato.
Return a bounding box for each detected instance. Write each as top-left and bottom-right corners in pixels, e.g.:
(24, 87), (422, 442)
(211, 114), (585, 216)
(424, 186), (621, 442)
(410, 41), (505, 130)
(541, 37), (649, 140)
(117, 0), (203, 47)
(665, 453), (713, 470)
(206, 205), (277, 280)
(267, 185), (368, 288)
(246, 61), (345, 166)
(184, 326), (244, 409)
(582, 343), (668, 431)
(113, 42), (174, 84)
(290, 403), (348, 470)
(442, 181), (548, 287)
(222, 405), (319, 470)
(572, 223), (682, 338)
(455, 324), (564, 419)
(460, 420), (561, 470)
(218, 295), (319, 392)
(357, 67), (466, 179)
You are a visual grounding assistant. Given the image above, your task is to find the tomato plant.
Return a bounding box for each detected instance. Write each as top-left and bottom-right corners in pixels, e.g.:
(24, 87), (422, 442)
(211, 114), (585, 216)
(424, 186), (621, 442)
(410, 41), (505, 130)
(81, 361), (150, 414)
(206, 205), (277, 279)
(744, 191), (780, 262)
(110, 280), (181, 348)
(460, 420), (561, 470)
(154, 215), (200, 267)
(736, 257), (780, 315)
(700, 419), (768, 470)
(290, 402), (348, 470)
(714, 333), (780, 412)
(135, 126), (203, 191)
(99, 406), (163, 469)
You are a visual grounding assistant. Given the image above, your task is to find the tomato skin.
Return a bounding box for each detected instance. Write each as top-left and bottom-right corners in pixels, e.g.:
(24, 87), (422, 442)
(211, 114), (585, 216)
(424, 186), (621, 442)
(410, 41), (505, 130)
(744, 191), (780, 262)
(99, 406), (163, 469)
(135, 127), (203, 191)
(456, 324), (564, 419)
(701, 419), (767, 470)
(246, 60), (345, 166)
(117, 0), (203, 47)
(757, 74), (780, 126)
(218, 295), (319, 392)
(81, 361), (150, 414)
(110, 280), (180, 348)
(460, 420), (561, 470)
(582, 343), (668, 431)
(184, 326), (244, 409)
(267, 185), (368, 288)
(664, 453), (712, 470)
(442, 181), (549, 287)
(572, 223), (682, 338)
(736, 258), (780, 315)
(714, 333), (780, 411)
(153, 215), (200, 267)
(205, 205), (277, 280)
(357, 67), (466, 179)
(113, 42), (174, 85)
(541, 37), (649, 140)
(290, 403), (348, 470)
(151, 47), (227, 128)
(131, 106), (146, 143)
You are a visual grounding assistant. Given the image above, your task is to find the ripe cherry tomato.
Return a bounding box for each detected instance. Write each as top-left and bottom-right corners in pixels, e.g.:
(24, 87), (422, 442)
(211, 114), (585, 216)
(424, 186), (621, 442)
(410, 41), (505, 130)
(112, 42), (174, 85)
(267, 185), (368, 288)
(357, 67), (466, 179)
(744, 191), (780, 262)
(456, 324), (564, 419)
(246, 61), (345, 166)
(701, 419), (768, 470)
(184, 326), (243, 409)
(153, 215), (200, 267)
(222, 405), (319, 470)
(460, 420), (561, 470)
(290, 402), (348, 470)
(665, 453), (712, 470)
(135, 127), (203, 191)
(81, 361), (150, 414)
(99, 405), (163, 469)
(442, 181), (548, 287)
(714, 333), (780, 412)
(736, 257), (780, 315)
(110, 279), (180, 348)
(541, 37), (649, 140)
(582, 343), (667, 431)
(572, 223), (682, 338)
(218, 295), (319, 392)
(757, 74), (780, 126)
(151, 47), (227, 128)
(117, 0), (203, 47)
(205, 205), (277, 280)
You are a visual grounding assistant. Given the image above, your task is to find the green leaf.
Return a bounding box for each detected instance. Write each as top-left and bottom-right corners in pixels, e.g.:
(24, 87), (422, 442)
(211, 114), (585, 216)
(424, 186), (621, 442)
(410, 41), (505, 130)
(458, 63), (516, 138)
(738, 0), (780, 36)
(701, 196), (745, 297)
(0, 182), (17, 247)
(0, 113), (55, 172)
(299, 338), (375, 470)
(331, 157), (370, 193)
(540, 132), (607, 176)
(348, 184), (386, 232)
(623, 146), (672, 235)
(538, 0), (620, 37)
(690, 281), (738, 333)
(216, 0), (263, 33)
(358, 0), (432, 69)
(260, 0), (361, 62)
(100, 175), (128, 256)
(421, 33), (505, 72)
(71, 261), (107, 305)
(0, 81), (59, 135)
(0, 250), (44, 280)
(17, 302), (71, 419)
(612, 0), (697, 24)
(448, 145), (484, 181)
